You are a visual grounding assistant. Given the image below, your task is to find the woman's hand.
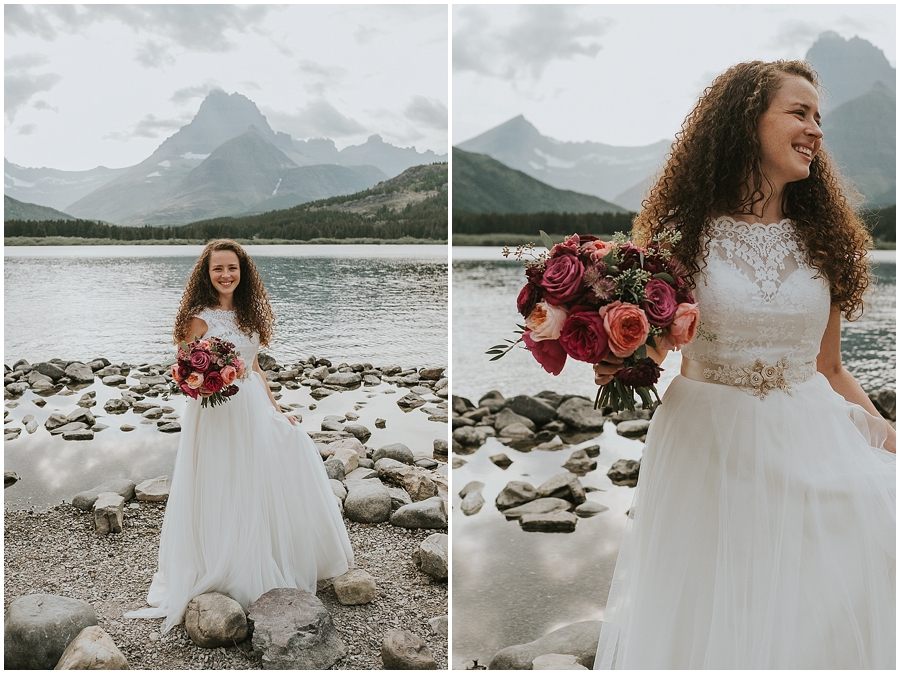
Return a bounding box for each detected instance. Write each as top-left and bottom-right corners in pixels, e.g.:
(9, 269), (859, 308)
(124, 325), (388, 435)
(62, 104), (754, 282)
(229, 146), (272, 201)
(883, 423), (895, 454)
(593, 355), (624, 386)
(284, 413), (298, 426)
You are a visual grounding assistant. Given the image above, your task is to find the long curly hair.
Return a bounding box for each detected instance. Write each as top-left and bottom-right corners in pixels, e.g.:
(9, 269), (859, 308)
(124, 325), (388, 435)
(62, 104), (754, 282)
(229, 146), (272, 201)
(174, 239), (275, 345)
(633, 60), (871, 319)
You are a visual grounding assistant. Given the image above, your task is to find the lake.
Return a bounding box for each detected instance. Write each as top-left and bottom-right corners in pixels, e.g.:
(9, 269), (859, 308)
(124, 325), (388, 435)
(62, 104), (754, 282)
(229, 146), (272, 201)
(450, 246), (895, 669)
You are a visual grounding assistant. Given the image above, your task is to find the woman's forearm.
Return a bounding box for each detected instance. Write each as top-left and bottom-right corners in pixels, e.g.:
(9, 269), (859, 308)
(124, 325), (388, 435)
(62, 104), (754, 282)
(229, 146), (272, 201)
(825, 366), (896, 452)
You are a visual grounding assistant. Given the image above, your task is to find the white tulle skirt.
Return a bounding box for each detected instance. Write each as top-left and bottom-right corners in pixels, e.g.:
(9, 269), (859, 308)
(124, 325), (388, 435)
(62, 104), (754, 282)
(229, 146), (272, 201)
(125, 371), (353, 633)
(595, 373), (895, 669)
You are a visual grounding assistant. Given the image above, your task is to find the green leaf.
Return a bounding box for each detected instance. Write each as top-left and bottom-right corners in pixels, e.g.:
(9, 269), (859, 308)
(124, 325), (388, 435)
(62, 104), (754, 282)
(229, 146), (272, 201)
(635, 344), (647, 360)
(539, 230), (554, 250)
(653, 272), (675, 284)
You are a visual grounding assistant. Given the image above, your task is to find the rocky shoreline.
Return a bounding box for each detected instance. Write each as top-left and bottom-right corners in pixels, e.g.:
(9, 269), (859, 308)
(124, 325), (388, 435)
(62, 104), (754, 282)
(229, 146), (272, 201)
(4, 356), (448, 670)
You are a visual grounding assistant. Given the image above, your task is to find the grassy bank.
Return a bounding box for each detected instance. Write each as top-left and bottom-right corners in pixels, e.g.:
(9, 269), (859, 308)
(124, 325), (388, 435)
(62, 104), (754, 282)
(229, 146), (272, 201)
(5, 236), (446, 247)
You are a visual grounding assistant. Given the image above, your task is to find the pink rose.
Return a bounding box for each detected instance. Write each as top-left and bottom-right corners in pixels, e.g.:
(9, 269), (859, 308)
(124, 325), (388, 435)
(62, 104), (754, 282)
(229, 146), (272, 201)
(540, 254), (584, 304)
(180, 380), (199, 399)
(641, 278), (678, 327)
(550, 235), (580, 257)
(525, 301), (569, 341)
(190, 350), (212, 373)
(580, 239), (614, 261)
(517, 282), (542, 318)
(558, 311), (611, 364)
(198, 339), (211, 350)
(522, 329), (567, 376)
(220, 365), (237, 386)
(599, 301), (651, 358)
(186, 372), (204, 389)
(203, 370), (224, 393)
(233, 358), (245, 377)
(661, 303), (699, 350)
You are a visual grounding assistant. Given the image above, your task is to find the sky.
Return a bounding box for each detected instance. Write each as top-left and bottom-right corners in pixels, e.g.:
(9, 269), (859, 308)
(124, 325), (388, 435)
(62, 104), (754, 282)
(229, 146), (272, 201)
(5, 4), (448, 171)
(453, 4), (896, 148)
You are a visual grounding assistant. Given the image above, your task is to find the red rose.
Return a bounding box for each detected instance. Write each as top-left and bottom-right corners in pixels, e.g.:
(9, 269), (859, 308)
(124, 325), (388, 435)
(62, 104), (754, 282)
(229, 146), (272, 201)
(190, 350), (212, 373)
(204, 370), (224, 393)
(641, 278), (678, 327)
(540, 254), (584, 304)
(522, 329), (567, 376)
(617, 243), (643, 270)
(517, 282), (542, 318)
(558, 311), (611, 364)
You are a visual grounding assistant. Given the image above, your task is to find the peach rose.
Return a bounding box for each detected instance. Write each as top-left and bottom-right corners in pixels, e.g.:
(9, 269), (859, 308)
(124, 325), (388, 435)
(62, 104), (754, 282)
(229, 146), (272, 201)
(599, 301), (651, 358)
(581, 239), (614, 261)
(220, 365), (237, 386)
(661, 303), (699, 350)
(525, 301), (569, 341)
(186, 372), (204, 390)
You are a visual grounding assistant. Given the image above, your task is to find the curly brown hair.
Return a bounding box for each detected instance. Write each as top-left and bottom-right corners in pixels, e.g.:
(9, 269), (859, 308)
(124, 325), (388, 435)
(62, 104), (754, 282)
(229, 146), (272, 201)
(174, 239), (276, 345)
(634, 60), (871, 319)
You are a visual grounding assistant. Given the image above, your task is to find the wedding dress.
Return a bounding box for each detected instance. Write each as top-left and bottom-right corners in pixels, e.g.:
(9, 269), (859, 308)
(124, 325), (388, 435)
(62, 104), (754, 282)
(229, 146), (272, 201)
(125, 308), (353, 633)
(594, 217), (895, 669)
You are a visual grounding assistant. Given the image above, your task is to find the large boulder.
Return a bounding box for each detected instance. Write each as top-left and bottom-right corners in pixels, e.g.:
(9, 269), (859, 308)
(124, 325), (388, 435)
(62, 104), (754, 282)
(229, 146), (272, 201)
(184, 593), (249, 648)
(332, 447), (360, 475)
(344, 480), (392, 524)
(373, 443), (415, 465)
(72, 479), (136, 511)
(505, 395), (558, 425)
(135, 476), (171, 502)
(332, 569), (377, 605)
(53, 625), (128, 670)
(494, 408), (535, 432)
(33, 361), (66, 381)
(342, 423), (371, 444)
(248, 588), (346, 670)
(495, 481), (539, 510)
(488, 620), (602, 670)
(412, 533), (448, 580)
(325, 372), (361, 387)
(381, 629), (438, 670)
(64, 362), (95, 385)
(556, 397), (605, 432)
(390, 496), (447, 529)
(4, 594), (98, 669)
(537, 473), (586, 505)
(607, 459), (640, 487)
(321, 437), (366, 459)
(374, 458), (437, 502)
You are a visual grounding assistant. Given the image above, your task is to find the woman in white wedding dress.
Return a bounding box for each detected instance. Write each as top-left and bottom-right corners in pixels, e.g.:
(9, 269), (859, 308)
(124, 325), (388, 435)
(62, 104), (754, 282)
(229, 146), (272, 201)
(592, 61), (895, 669)
(126, 239), (353, 633)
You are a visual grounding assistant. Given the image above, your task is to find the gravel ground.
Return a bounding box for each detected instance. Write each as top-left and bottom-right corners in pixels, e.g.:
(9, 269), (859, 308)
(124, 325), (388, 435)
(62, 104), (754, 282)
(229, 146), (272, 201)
(4, 502), (447, 670)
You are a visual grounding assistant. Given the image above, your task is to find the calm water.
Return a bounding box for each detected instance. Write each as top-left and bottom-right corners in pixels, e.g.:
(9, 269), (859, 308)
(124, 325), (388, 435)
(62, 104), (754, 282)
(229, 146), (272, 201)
(451, 247), (895, 669)
(5, 245), (448, 367)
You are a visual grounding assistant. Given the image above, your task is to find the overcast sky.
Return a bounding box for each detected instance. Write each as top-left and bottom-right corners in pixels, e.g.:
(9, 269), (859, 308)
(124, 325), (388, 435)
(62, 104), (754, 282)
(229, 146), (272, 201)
(5, 4), (448, 171)
(453, 4), (895, 147)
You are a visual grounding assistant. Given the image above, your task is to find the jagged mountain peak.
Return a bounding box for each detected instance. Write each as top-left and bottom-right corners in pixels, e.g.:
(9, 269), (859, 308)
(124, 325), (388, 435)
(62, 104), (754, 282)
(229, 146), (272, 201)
(806, 31), (896, 110)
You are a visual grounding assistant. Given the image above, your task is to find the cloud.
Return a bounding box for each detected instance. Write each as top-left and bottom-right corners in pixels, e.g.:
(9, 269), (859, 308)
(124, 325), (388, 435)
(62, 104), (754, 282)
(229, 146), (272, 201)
(170, 83), (222, 105)
(5, 5), (56, 40)
(264, 99), (367, 140)
(404, 96), (447, 130)
(104, 113), (192, 142)
(241, 80), (262, 92)
(453, 5), (607, 81)
(32, 99), (58, 113)
(135, 40), (175, 69)
(297, 60), (350, 96)
(5, 53), (62, 122)
(16, 123), (38, 136)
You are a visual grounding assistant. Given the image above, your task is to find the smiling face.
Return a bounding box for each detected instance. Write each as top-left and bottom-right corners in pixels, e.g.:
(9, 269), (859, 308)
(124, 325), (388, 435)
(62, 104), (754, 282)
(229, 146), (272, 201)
(756, 74), (823, 192)
(208, 249), (241, 303)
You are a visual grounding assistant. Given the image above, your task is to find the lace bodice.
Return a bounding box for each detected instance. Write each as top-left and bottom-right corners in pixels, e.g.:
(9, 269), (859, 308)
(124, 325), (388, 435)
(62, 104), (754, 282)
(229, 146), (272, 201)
(680, 217), (831, 368)
(195, 308), (259, 365)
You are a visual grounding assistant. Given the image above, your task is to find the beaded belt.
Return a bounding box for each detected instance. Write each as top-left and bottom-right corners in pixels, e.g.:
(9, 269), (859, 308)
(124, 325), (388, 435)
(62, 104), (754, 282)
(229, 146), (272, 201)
(682, 357), (817, 400)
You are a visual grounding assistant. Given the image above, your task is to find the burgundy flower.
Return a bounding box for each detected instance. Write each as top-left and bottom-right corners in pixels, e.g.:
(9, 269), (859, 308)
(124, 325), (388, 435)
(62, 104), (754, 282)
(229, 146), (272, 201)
(176, 364), (191, 381)
(222, 385), (239, 398)
(615, 357), (662, 387)
(522, 329), (568, 376)
(642, 253), (667, 274)
(617, 243), (643, 270)
(558, 311), (611, 364)
(540, 254), (585, 304)
(550, 234), (581, 257)
(641, 278), (678, 327)
(180, 380), (199, 399)
(190, 350), (212, 373)
(204, 370), (225, 393)
(674, 276), (695, 304)
(517, 282), (542, 318)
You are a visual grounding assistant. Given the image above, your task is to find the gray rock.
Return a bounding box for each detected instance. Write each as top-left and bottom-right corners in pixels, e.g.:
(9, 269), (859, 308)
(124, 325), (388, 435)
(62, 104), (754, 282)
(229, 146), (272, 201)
(157, 422), (181, 433)
(64, 362), (95, 384)
(131, 400), (158, 413)
(452, 395), (473, 415)
(375, 418), (387, 429)
(505, 394), (559, 425)
(5, 471), (20, 488)
(103, 398), (130, 414)
(412, 533), (448, 579)
(34, 361), (66, 380)
(478, 391), (506, 413)
(582, 444), (600, 457)
(499, 422), (535, 439)
(333, 568), (377, 605)
(390, 496), (447, 529)
(63, 428), (94, 441)
(373, 443), (415, 465)
(537, 473), (587, 504)
(575, 501), (609, 518)
(184, 592), (249, 648)
(344, 480), (392, 523)
(502, 498), (573, 520)
(490, 453), (513, 469)
(520, 510), (578, 532)
(54, 625), (129, 670)
(433, 439), (448, 456)
(397, 392), (426, 411)
(556, 397), (606, 432)
(330, 479), (347, 501)
(488, 620), (602, 670)
(5, 382), (29, 396)
(494, 408), (536, 432)
(66, 407), (96, 427)
(324, 437), (367, 459)
(562, 449), (598, 474)
(101, 375), (126, 386)
(616, 419), (651, 438)
(381, 629), (438, 670)
(76, 393), (97, 408)
(495, 481), (539, 510)
(415, 457), (439, 470)
(50, 421), (88, 436)
(72, 479), (136, 511)
(93, 492), (124, 535)
(324, 458), (345, 482)
(386, 486), (413, 510)
(44, 412), (70, 431)
(869, 388), (896, 421)
(458, 481), (485, 499)
(460, 491), (485, 516)
(4, 594), (98, 669)
(321, 415), (345, 432)
(344, 467), (378, 482)
(428, 615), (448, 638)
(608, 459), (640, 487)
(135, 476), (171, 502)
(343, 423), (371, 444)
(452, 426), (486, 447)
(248, 588), (346, 670)
(418, 366), (444, 380)
(257, 353), (277, 371)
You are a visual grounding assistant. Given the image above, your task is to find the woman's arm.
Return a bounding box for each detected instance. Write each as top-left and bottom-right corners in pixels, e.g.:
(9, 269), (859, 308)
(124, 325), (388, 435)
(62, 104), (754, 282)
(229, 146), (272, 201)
(180, 317), (208, 343)
(253, 355), (297, 426)
(593, 345), (670, 386)
(818, 305), (895, 453)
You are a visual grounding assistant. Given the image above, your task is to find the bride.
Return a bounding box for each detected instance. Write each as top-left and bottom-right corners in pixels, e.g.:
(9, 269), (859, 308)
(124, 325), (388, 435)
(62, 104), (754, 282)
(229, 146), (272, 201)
(126, 239), (353, 632)
(592, 61), (895, 669)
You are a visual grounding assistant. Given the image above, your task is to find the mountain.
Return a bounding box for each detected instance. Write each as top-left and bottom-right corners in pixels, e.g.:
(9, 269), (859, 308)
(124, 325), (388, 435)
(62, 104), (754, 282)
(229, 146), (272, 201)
(4, 195), (75, 221)
(453, 147), (625, 215)
(4, 160), (126, 211)
(293, 134), (447, 177)
(318, 162), (447, 215)
(806, 31), (896, 111)
(456, 115), (670, 205)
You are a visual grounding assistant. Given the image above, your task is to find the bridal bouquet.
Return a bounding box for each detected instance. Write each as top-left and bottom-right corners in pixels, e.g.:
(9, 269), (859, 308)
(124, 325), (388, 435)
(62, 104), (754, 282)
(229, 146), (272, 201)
(172, 336), (245, 408)
(488, 231), (699, 412)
